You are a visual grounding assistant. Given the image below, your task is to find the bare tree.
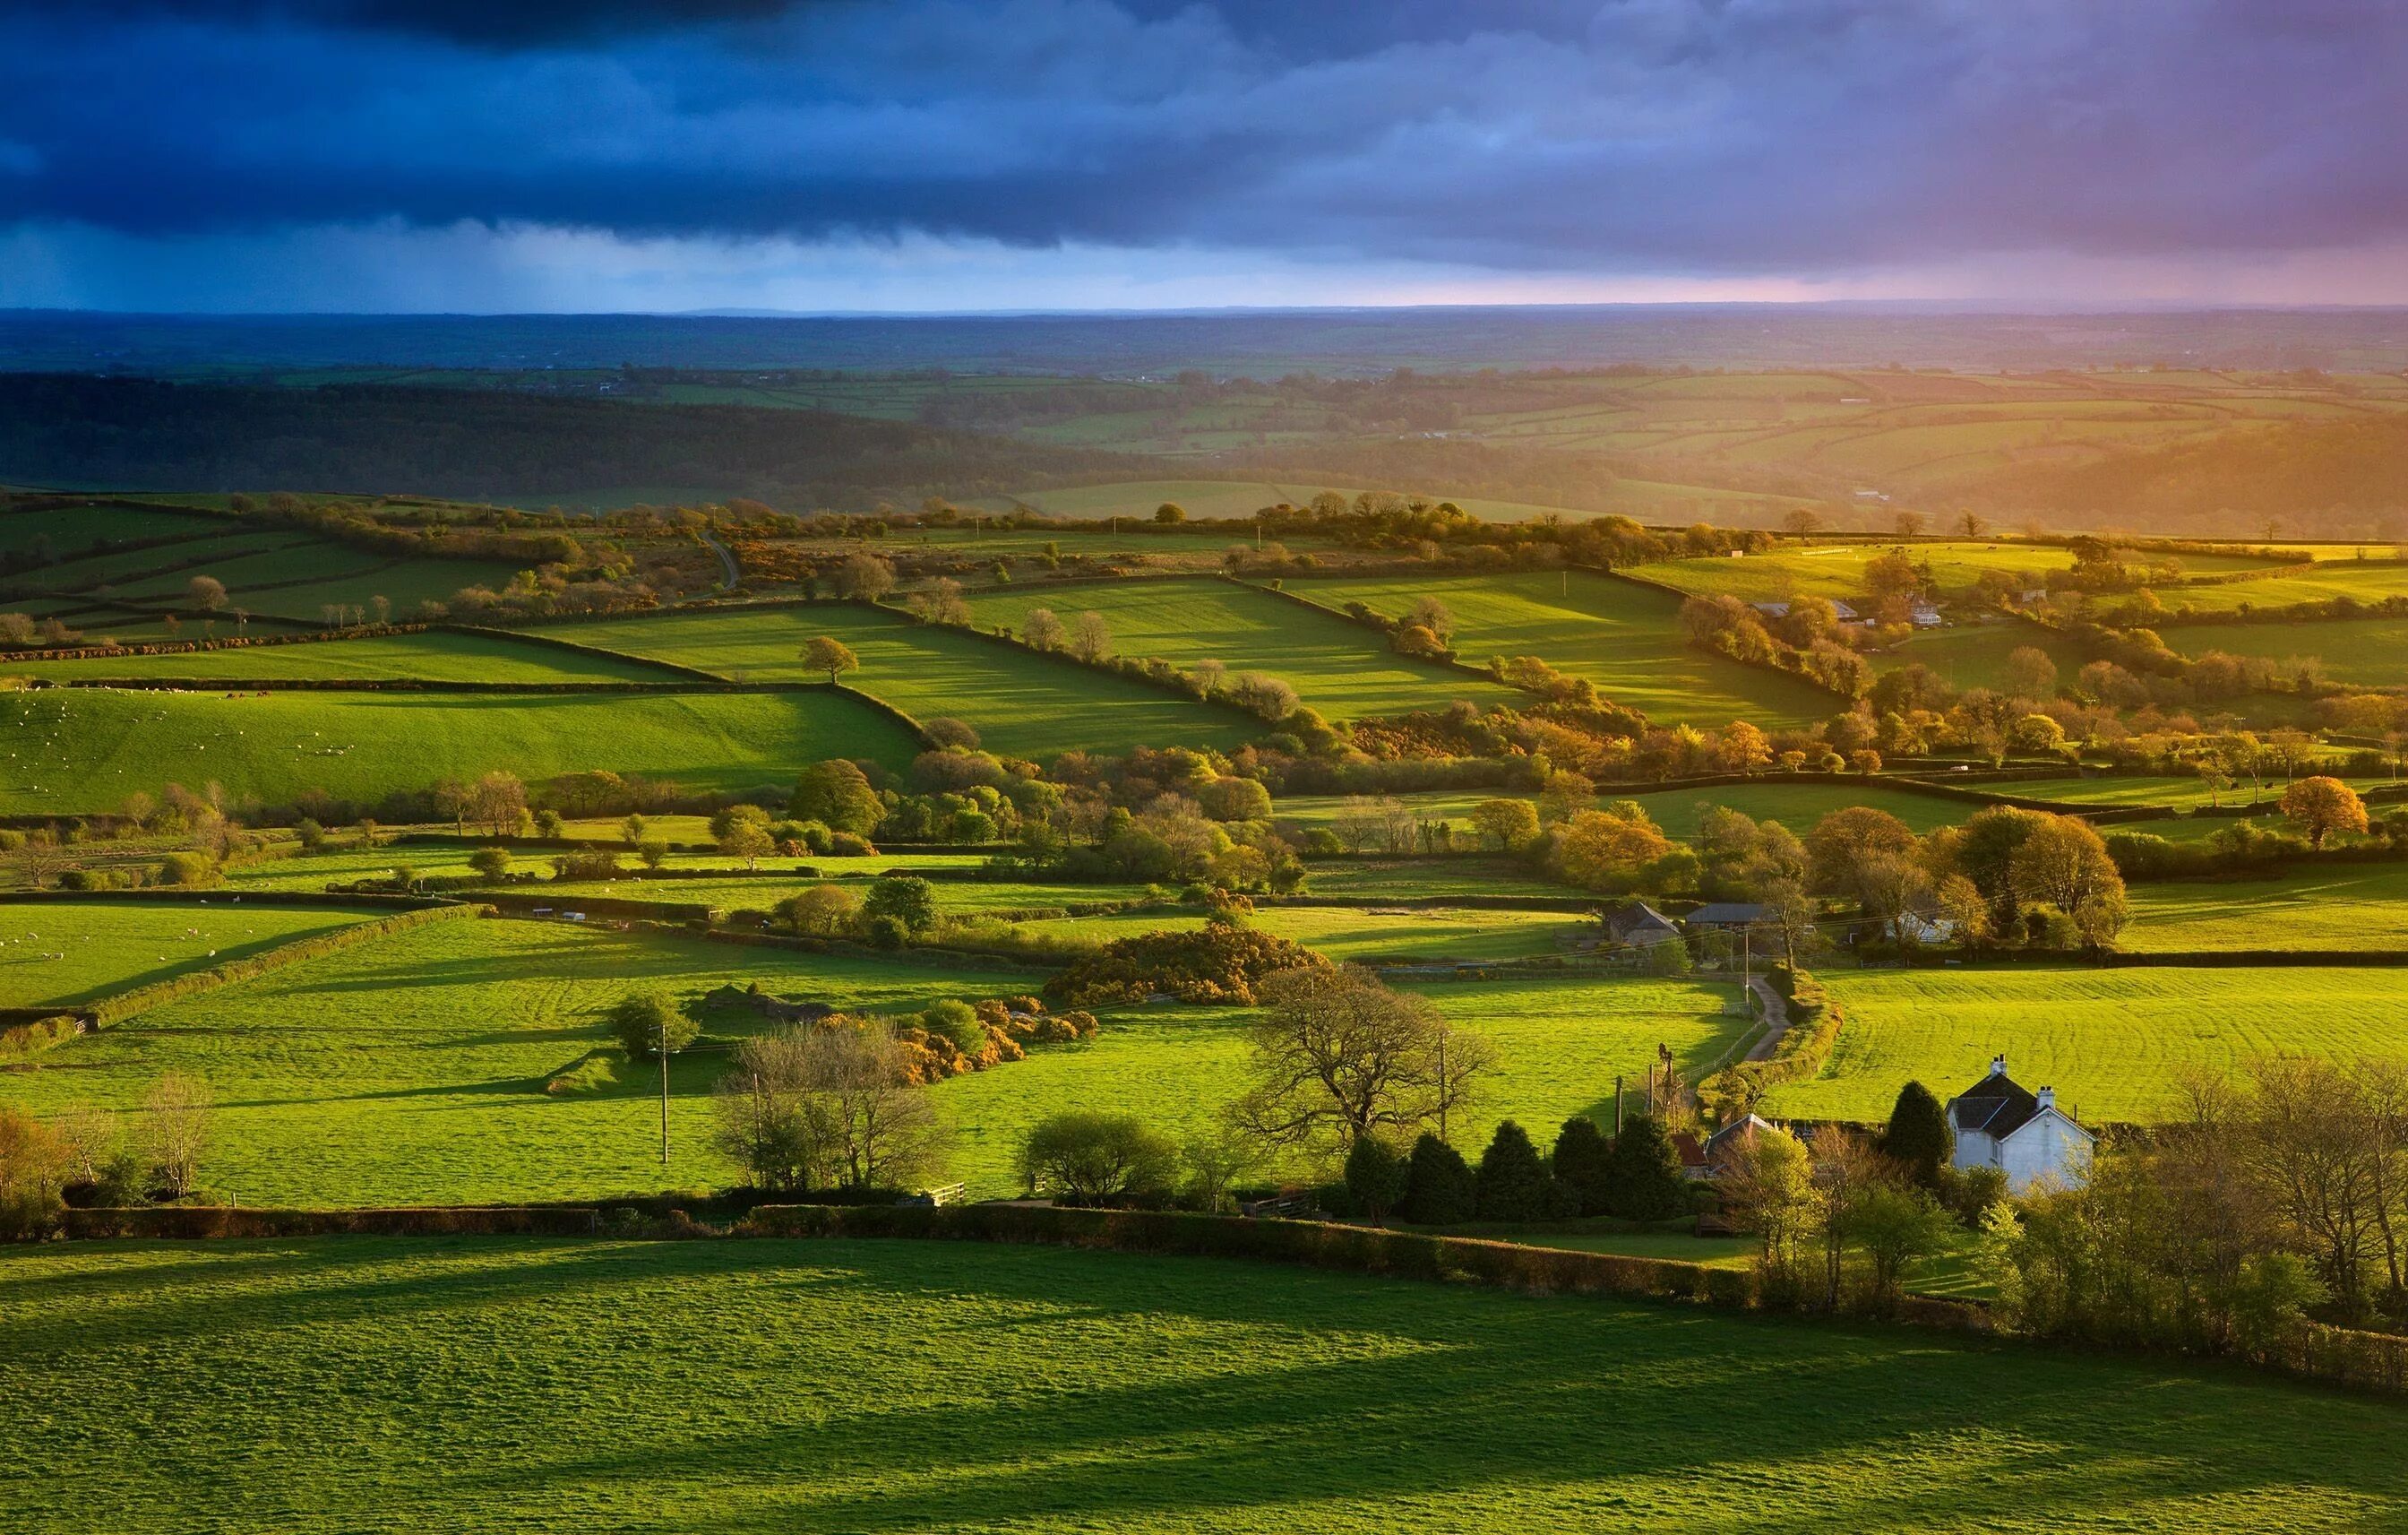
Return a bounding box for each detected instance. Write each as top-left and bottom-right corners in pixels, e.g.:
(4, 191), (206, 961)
(1230, 966), (1492, 1159)
(2244, 1054), (2383, 1315)
(143, 1074), (212, 1199)
(1020, 608), (1066, 652)
(1071, 610), (1112, 664)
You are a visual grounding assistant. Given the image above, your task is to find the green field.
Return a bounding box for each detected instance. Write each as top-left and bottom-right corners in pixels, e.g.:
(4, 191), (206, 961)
(1634, 541), (2079, 602)
(1872, 622), (2090, 694)
(963, 578), (1516, 723)
(2122, 864), (2408, 952)
(1299, 858), (1584, 901)
(11, 629), (679, 684)
(2154, 561), (2408, 614)
(2163, 616), (2408, 685)
(0, 503), (231, 556)
(1291, 570), (1836, 728)
(0, 898), (380, 1010)
(1767, 965), (2408, 1123)
(1276, 780), (1982, 844)
(1020, 905), (1589, 964)
(10, 1237), (2403, 1534)
(0, 917), (1742, 1203)
(554, 603), (1258, 759)
(2000, 774), (2389, 811)
(0, 686), (919, 815)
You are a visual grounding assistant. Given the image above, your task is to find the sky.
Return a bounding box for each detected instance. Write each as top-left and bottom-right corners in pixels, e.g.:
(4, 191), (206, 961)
(1, 0), (2404, 314)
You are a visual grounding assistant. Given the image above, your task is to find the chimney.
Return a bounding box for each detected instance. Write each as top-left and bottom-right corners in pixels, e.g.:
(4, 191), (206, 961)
(2036, 1087), (2056, 1111)
(1989, 1054), (2007, 1077)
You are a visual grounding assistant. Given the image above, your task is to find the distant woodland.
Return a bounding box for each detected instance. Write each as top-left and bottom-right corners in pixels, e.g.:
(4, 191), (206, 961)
(0, 375), (1139, 507)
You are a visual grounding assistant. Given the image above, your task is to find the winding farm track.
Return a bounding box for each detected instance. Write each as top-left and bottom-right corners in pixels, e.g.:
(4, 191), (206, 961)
(696, 530), (739, 590)
(1743, 974), (1791, 1062)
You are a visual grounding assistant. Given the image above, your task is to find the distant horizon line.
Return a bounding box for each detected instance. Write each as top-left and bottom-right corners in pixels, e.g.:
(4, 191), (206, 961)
(8, 299), (2408, 323)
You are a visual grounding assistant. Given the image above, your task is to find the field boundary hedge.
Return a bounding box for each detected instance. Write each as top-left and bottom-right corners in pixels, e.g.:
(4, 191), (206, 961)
(61, 1205), (606, 1238)
(1224, 574), (1503, 687)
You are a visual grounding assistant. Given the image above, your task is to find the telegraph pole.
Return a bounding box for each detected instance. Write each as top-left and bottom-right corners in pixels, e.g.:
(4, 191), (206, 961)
(657, 1019), (671, 1167)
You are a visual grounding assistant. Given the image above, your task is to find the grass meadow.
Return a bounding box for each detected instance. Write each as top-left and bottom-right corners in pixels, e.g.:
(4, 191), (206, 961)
(0, 899), (381, 1010)
(2162, 615), (2408, 685)
(1293, 570), (1836, 728)
(2121, 863), (2408, 952)
(1871, 622), (2090, 694)
(2154, 561), (2408, 614)
(1767, 965), (2408, 1123)
(1018, 905), (1591, 964)
(9, 1237), (2404, 1534)
(0, 686), (921, 814)
(555, 603), (1259, 759)
(1632, 542), (2085, 602)
(11, 629), (681, 684)
(963, 578), (1516, 723)
(1273, 780), (1983, 843)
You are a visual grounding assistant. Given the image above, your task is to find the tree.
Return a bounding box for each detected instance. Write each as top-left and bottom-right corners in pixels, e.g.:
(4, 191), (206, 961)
(468, 772), (528, 838)
(2007, 815), (2124, 921)
(468, 847), (512, 881)
(1230, 965), (1492, 1158)
(611, 992), (698, 1059)
(1847, 1185), (1956, 1309)
(1603, 1114), (1686, 1220)
(0, 1105), (73, 1237)
(1403, 595), (1455, 642)
(790, 759), (883, 836)
(863, 875), (938, 934)
(919, 998), (984, 1054)
(1399, 1133), (1476, 1224)
(713, 1023), (945, 1194)
(834, 552), (896, 600)
(1555, 807), (1673, 893)
(1881, 1081), (1952, 1190)
(1805, 806), (1919, 900)
(1718, 1124), (1821, 1303)
(2282, 775), (2369, 849)
(2002, 646), (2060, 700)
(787, 883), (861, 937)
(1153, 501), (1187, 524)
(1071, 610), (1113, 664)
(1019, 1111), (1180, 1203)
(801, 636), (860, 685)
(185, 574), (228, 612)
(1474, 1120), (1552, 1220)
(1551, 1116), (1613, 1216)
(143, 1073), (212, 1200)
(711, 803), (774, 867)
(1470, 798), (1541, 852)
(1345, 1135), (1410, 1221)
(1019, 608), (1067, 652)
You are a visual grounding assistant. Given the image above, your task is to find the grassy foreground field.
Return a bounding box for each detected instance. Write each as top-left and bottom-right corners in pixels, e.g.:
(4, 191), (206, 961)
(5, 1237), (2404, 1534)
(1294, 570), (1836, 728)
(0, 686), (920, 813)
(1767, 965), (2408, 1123)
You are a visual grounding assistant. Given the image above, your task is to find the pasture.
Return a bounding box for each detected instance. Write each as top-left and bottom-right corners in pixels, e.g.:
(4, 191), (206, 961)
(0, 898), (380, 1011)
(1016, 904), (1591, 964)
(9, 1238), (2404, 1534)
(1871, 622), (2089, 694)
(963, 578), (1517, 723)
(0, 686), (920, 815)
(1274, 780), (1982, 844)
(2162, 615), (2408, 686)
(2153, 561), (2408, 614)
(1767, 965), (2408, 1123)
(553, 603), (1259, 759)
(1292, 570), (1837, 728)
(2121, 863), (2408, 952)
(1634, 541), (2080, 603)
(10, 629), (680, 684)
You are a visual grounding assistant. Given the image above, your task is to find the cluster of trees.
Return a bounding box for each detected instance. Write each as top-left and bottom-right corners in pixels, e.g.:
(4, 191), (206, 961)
(0, 1075), (214, 1236)
(1988, 1055), (2408, 1347)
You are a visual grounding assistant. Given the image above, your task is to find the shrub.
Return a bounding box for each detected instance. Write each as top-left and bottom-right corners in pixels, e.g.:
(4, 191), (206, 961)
(864, 876), (938, 934)
(1045, 924), (1327, 1006)
(553, 848), (624, 881)
(157, 850), (221, 888)
(1343, 1136), (1409, 1221)
(864, 914), (910, 950)
(1551, 1116), (1613, 1217)
(1399, 1133), (1476, 1224)
(1604, 1114), (1686, 1220)
(1016, 1111), (1180, 1205)
(919, 998), (985, 1054)
(829, 831), (874, 857)
(610, 992), (698, 1059)
(0, 1104), (71, 1238)
(1475, 1120), (1552, 1221)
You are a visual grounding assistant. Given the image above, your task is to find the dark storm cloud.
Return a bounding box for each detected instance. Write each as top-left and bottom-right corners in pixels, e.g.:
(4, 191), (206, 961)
(2, 0), (2404, 277)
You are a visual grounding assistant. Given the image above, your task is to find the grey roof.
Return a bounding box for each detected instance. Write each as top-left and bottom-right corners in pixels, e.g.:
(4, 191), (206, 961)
(1950, 1068), (2040, 1139)
(1705, 1114), (1776, 1155)
(1685, 902), (1769, 927)
(1608, 901), (1681, 944)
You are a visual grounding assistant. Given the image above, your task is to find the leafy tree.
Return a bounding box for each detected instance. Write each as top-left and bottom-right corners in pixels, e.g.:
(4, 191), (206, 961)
(532, 808), (564, 837)
(2281, 775), (2369, 849)
(790, 759), (883, 836)
(185, 574), (227, 611)
(1153, 501), (1187, 524)
(142, 1073), (212, 1200)
(1845, 1185), (1957, 1309)
(1474, 1120), (1552, 1220)
(1555, 807), (1673, 893)
(1344, 1135), (1410, 1222)
(1020, 608), (1066, 651)
(1604, 1114), (1686, 1220)
(1071, 610), (1112, 663)
(711, 803), (775, 867)
(2008, 815), (2124, 922)
(801, 635), (861, 685)
(1399, 1133), (1476, 1224)
(293, 816), (326, 852)
(1018, 1111), (1179, 1203)
(1470, 798), (1541, 852)
(610, 992), (698, 1060)
(863, 875), (938, 934)
(1551, 1115), (1613, 1216)
(786, 882), (861, 937)
(1880, 1081), (1952, 1191)
(834, 552), (896, 600)
(468, 847), (512, 881)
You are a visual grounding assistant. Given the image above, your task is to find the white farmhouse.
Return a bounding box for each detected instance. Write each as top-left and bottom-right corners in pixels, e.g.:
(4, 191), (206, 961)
(1948, 1055), (2093, 1192)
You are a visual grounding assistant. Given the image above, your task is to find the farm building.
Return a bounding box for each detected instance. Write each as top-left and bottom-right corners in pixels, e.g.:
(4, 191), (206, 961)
(1948, 1055), (2093, 1193)
(1683, 902), (1768, 934)
(1605, 901), (1683, 951)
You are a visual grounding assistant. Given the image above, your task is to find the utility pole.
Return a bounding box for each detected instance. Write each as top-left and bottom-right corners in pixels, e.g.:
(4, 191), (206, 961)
(657, 1019), (671, 1167)
(1613, 1075), (1624, 1137)
(1437, 1027), (1449, 1143)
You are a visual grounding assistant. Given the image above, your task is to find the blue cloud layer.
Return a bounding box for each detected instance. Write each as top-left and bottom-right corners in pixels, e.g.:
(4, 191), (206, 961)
(1, 0), (2402, 289)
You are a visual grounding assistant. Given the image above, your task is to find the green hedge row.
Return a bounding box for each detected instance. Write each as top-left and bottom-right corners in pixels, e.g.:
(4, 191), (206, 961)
(0, 1013), (84, 1058)
(61, 1205), (604, 1238)
(84, 902), (487, 1027)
